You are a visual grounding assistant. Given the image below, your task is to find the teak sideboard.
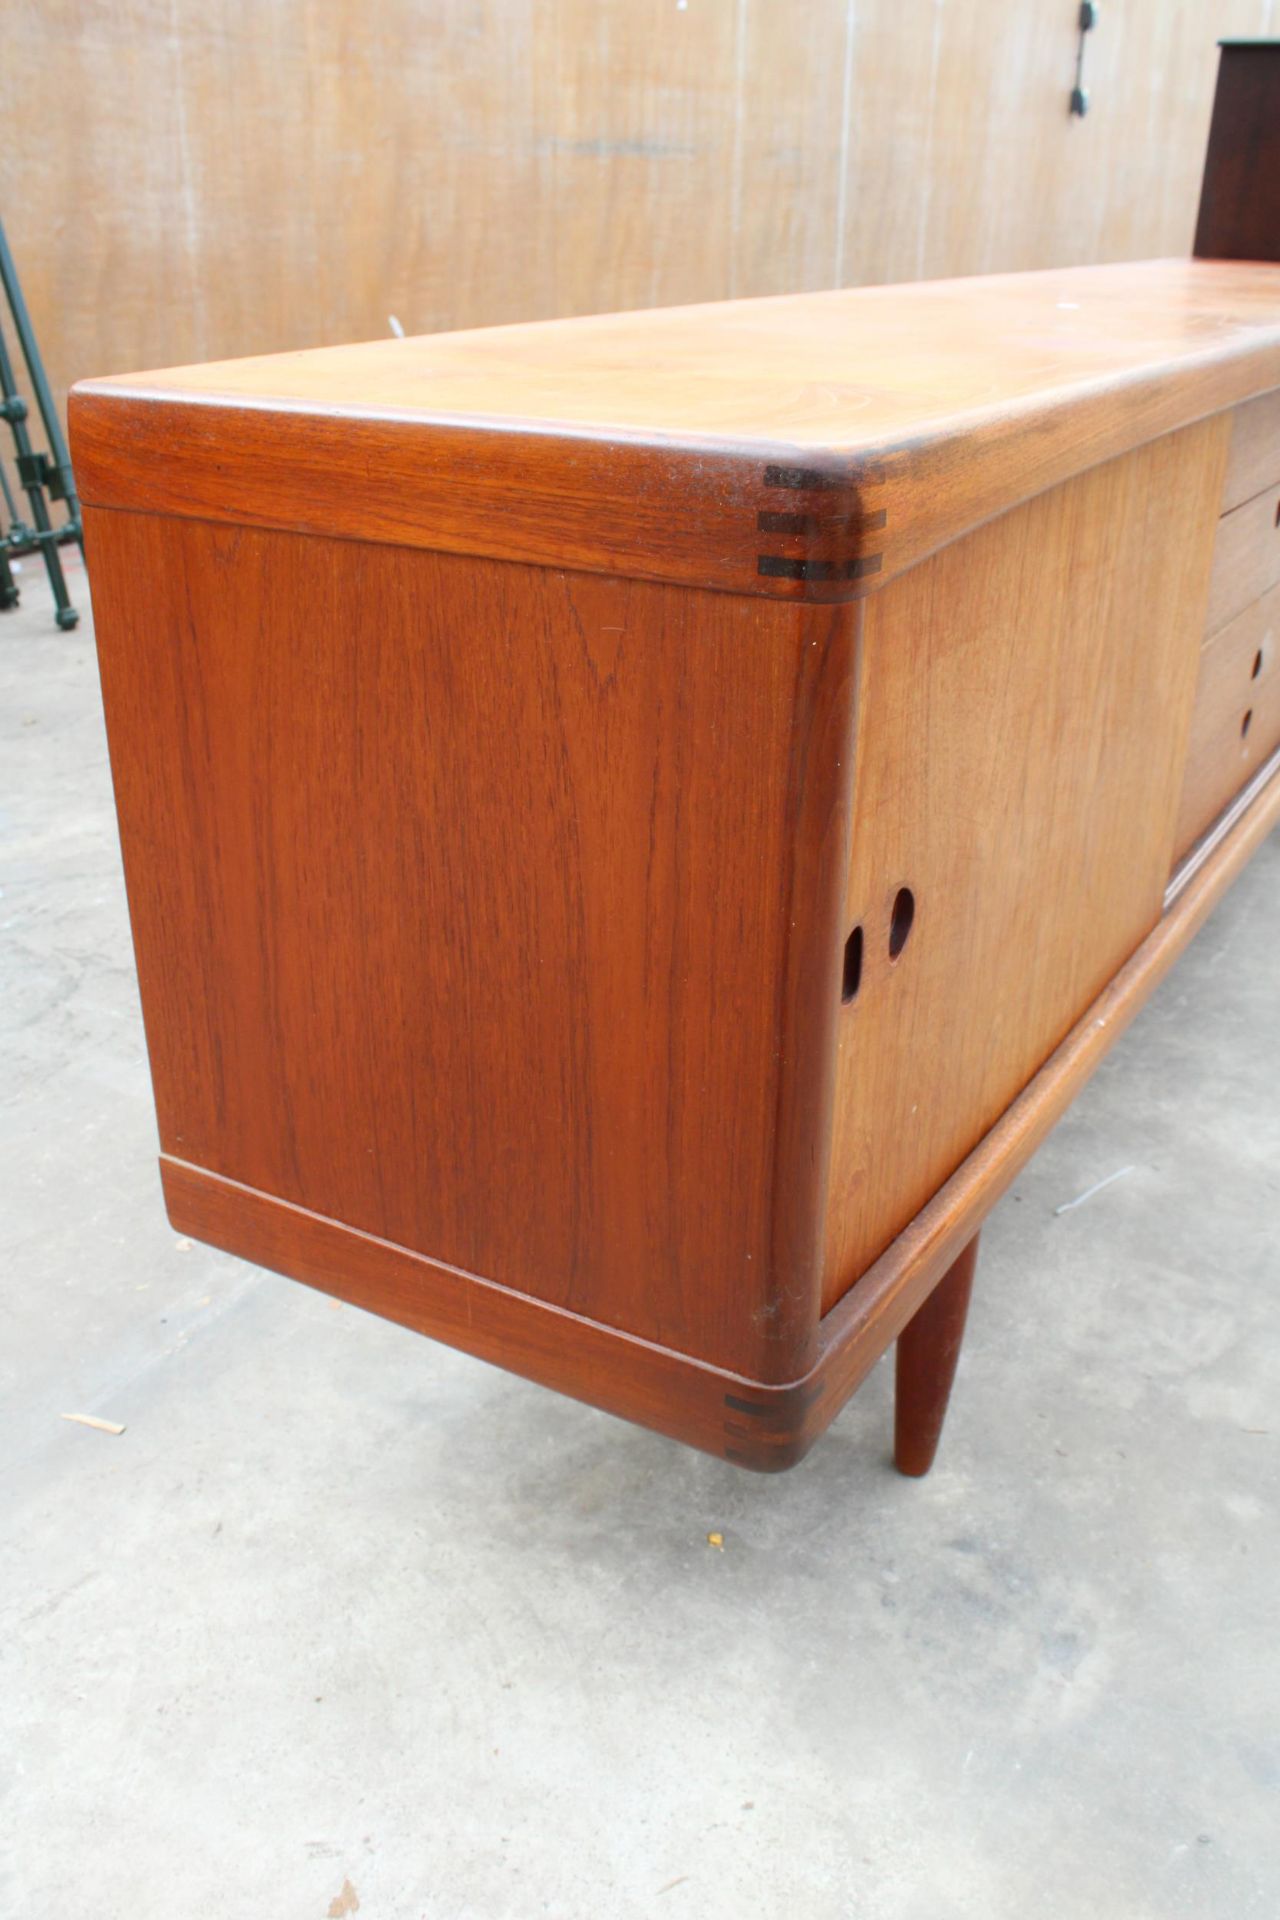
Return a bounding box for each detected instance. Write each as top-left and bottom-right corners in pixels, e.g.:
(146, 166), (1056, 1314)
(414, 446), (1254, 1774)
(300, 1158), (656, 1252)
(73, 256), (1280, 1474)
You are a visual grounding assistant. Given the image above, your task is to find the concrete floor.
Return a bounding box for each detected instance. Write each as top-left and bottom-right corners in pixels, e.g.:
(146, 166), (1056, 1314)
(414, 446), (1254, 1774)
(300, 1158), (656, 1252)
(2, 550), (1278, 1920)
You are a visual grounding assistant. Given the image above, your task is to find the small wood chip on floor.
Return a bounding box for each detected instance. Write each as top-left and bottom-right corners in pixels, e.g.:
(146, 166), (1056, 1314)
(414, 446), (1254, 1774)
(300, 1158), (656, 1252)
(61, 1413), (126, 1435)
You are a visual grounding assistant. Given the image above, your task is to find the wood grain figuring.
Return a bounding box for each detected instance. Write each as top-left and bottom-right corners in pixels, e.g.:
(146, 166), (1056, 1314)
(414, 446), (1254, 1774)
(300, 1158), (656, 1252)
(87, 509), (857, 1383)
(6, 0), (1273, 419)
(1174, 584), (1280, 862)
(70, 261), (1280, 604)
(808, 764), (1280, 1456)
(820, 419), (1229, 1310)
(158, 1155), (790, 1469)
(156, 759), (1280, 1471)
(1205, 482), (1280, 637)
(1222, 387), (1280, 512)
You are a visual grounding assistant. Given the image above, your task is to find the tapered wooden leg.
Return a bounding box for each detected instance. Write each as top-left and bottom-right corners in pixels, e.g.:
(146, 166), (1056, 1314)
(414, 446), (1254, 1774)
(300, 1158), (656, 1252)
(893, 1232), (979, 1476)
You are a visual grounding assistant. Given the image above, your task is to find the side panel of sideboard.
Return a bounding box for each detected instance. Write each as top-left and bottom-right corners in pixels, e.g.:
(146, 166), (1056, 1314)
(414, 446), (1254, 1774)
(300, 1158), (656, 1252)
(820, 417), (1230, 1310)
(87, 511), (858, 1382)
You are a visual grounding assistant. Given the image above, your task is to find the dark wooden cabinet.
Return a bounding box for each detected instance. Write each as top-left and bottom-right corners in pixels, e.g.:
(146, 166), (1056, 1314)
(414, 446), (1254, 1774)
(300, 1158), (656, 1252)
(1195, 41), (1280, 265)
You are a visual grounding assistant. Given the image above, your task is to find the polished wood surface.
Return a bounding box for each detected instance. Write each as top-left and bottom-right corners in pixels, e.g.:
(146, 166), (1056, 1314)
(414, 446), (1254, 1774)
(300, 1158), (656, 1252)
(1175, 585), (1280, 863)
(71, 260), (1280, 604)
(809, 768), (1280, 1467)
(1194, 42), (1280, 265)
(1204, 482), (1280, 638)
(821, 420), (1227, 1308)
(78, 263), (1280, 1473)
(87, 510), (855, 1384)
(158, 1154), (778, 1469)
(152, 760), (1280, 1472)
(75, 260), (1280, 440)
(9, 0), (1266, 416)
(894, 1235), (978, 1478)
(1223, 388), (1280, 512)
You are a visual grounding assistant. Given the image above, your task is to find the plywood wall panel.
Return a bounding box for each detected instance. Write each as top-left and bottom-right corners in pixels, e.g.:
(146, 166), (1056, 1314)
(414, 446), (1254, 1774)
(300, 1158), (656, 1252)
(839, 0), (1277, 288)
(729, 0), (849, 298)
(3, 0), (1276, 418)
(543, 0), (741, 315)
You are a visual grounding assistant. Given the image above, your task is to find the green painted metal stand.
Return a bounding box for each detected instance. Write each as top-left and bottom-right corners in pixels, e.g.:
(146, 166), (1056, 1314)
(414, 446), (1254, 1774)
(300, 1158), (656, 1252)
(0, 216), (82, 630)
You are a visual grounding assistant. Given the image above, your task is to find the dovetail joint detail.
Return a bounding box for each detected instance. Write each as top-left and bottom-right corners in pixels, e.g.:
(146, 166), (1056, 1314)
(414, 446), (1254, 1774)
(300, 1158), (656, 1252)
(755, 463), (888, 592)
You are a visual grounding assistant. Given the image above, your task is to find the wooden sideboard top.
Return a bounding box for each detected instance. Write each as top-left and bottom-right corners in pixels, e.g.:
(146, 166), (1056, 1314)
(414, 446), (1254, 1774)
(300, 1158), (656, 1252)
(72, 257), (1280, 601)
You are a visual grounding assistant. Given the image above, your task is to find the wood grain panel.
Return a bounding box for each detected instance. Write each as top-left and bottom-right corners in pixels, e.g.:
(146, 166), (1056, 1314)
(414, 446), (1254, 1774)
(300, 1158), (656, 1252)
(837, 0), (1276, 289)
(1223, 388), (1280, 512)
(156, 753), (1280, 1470)
(814, 759), (1280, 1448)
(158, 1156), (797, 1471)
(1174, 584), (1280, 861)
(3, 0), (1275, 421)
(1205, 483), (1280, 637)
(1, 1), (555, 412)
(841, 2), (1065, 286)
(87, 508), (857, 1382)
(729, 1), (847, 299)
(820, 418), (1229, 1310)
(541, 0), (740, 318)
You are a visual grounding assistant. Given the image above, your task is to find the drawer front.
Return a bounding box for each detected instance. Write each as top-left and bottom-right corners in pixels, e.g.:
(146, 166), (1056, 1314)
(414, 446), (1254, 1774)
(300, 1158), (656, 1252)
(1204, 483), (1280, 637)
(1174, 583), (1280, 861)
(1223, 388), (1280, 513)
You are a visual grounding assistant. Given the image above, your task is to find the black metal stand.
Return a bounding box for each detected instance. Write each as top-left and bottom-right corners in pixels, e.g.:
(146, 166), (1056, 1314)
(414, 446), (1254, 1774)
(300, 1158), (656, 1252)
(0, 216), (82, 631)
